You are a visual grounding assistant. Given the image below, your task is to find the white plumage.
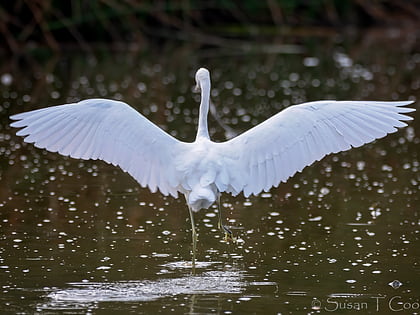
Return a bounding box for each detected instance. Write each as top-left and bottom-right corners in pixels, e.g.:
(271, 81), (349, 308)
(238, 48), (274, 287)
(10, 67), (415, 263)
(10, 68), (415, 209)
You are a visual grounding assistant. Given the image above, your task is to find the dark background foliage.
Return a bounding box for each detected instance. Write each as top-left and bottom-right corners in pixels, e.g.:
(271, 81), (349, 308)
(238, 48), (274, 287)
(1, 0), (419, 52)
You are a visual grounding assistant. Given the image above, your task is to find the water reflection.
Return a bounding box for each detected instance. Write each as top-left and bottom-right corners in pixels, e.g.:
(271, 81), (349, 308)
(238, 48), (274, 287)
(47, 270), (244, 301)
(37, 268), (244, 313)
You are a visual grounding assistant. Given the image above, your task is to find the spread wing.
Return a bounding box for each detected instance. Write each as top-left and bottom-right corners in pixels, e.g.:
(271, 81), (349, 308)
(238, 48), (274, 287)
(10, 98), (186, 197)
(212, 100), (415, 197)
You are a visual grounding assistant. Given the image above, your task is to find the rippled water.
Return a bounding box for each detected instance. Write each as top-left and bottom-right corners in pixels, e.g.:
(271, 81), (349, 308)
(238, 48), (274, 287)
(0, 35), (419, 313)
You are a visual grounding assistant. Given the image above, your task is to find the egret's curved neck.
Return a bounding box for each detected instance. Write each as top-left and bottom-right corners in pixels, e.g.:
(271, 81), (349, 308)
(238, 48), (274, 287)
(196, 79), (211, 140)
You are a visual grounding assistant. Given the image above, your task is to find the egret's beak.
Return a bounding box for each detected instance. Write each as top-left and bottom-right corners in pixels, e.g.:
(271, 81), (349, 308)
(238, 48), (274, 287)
(194, 83), (201, 93)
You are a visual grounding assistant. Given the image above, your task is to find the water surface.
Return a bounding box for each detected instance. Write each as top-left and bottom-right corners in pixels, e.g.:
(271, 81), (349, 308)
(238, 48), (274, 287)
(0, 36), (419, 313)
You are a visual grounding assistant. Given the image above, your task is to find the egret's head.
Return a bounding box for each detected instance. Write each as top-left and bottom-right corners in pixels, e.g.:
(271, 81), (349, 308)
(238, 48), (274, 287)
(194, 68), (210, 92)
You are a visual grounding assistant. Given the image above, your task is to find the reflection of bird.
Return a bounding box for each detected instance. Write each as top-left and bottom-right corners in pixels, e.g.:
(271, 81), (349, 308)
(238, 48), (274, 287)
(10, 68), (415, 266)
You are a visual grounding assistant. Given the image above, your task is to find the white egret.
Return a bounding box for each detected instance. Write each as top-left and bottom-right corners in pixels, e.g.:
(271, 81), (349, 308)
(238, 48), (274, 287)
(10, 68), (415, 266)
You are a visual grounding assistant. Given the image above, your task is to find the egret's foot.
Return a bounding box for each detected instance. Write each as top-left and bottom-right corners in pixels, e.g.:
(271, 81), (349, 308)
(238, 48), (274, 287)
(221, 225), (237, 243)
(217, 199), (236, 243)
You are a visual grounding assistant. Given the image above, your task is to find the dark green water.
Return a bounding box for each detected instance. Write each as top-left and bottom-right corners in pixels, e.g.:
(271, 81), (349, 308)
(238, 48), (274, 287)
(0, 35), (419, 314)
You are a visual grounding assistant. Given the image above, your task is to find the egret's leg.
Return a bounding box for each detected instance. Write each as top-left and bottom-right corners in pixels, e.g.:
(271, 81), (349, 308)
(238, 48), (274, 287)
(188, 205), (197, 268)
(217, 194), (235, 242)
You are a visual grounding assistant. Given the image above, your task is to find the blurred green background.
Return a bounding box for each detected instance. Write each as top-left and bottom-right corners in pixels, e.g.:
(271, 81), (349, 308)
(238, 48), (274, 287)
(1, 0), (419, 52)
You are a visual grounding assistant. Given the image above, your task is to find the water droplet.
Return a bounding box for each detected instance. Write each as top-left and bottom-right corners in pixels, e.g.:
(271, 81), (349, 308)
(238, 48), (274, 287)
(303, 57), (319, 67)
(389, 280), (402, 289)
(1, 73), (13, 86)
(96, 266), (111, 270)
(308, 216), (322, 222)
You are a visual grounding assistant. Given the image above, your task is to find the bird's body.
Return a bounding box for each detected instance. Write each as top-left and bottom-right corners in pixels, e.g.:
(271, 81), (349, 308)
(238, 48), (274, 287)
(10, 67), (415, 266)
(180, 138), (219, 211)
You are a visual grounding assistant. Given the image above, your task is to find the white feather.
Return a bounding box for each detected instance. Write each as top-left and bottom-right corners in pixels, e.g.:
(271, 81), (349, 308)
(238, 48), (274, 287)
(10, 69), (415, 212)
(213, 100), (415, 197)
(11, 98), (185, 198)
